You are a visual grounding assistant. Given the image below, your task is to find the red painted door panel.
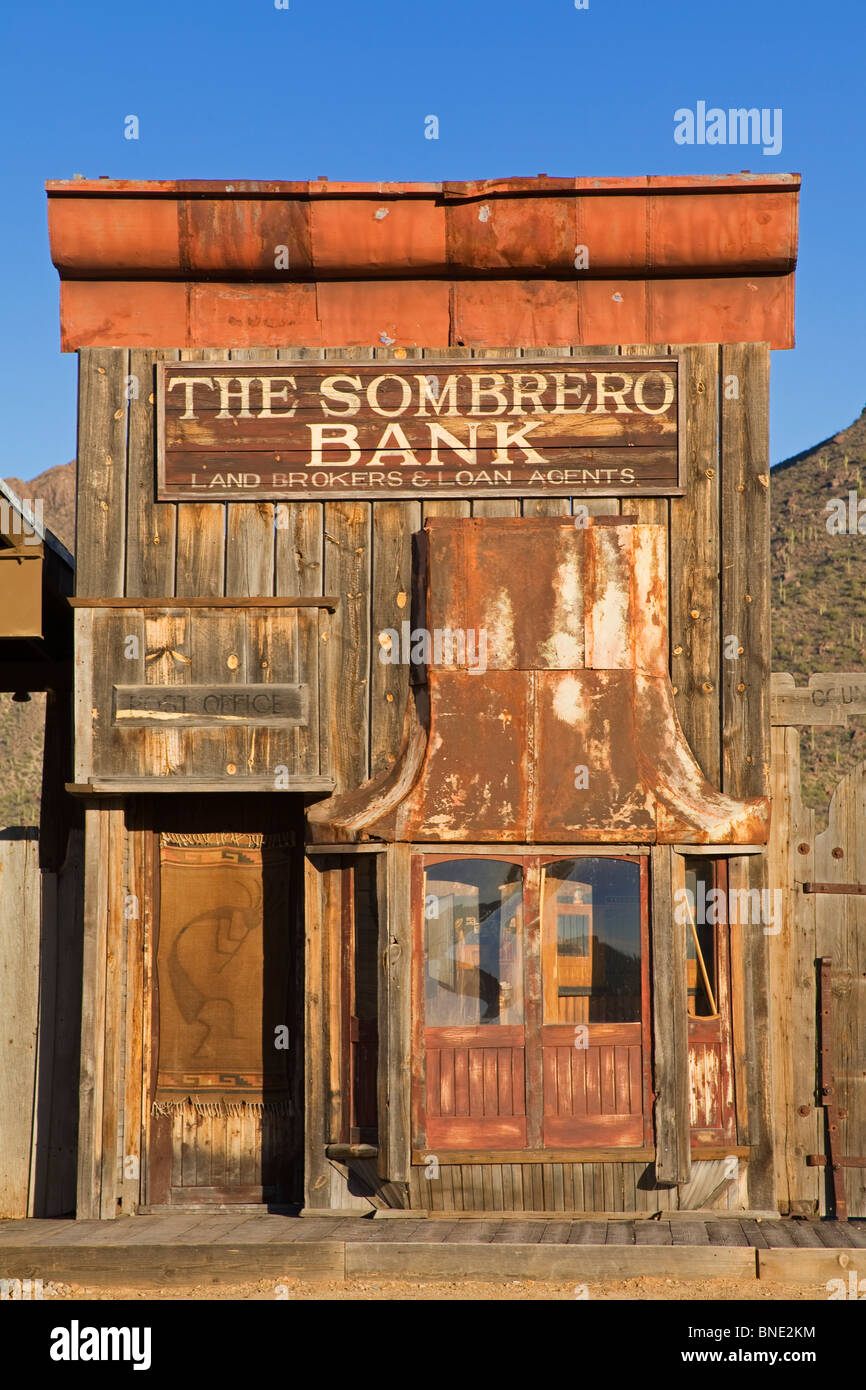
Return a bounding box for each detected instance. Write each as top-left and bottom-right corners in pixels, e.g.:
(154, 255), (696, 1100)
(425, 1026), (526, 1148)
(541, 1023), (645, 1146)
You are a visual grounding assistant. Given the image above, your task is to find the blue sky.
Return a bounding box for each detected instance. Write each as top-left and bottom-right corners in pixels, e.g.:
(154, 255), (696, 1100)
(1, 0), (863, 476)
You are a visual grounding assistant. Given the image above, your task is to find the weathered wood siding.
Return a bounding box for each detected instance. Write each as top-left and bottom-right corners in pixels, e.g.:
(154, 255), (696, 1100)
(407, 1157), (749, 1213)
(0, 836), (42, 1217)
(769, 730), (866, 1218)
(75, 342), (770, 799)
(0, 832), (83, 1218)
(74, 342), (774, 1215)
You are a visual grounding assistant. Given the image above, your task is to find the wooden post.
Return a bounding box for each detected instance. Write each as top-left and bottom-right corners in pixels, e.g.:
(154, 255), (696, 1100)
(303, 854), (332, 1208)
(76, 801), (126, 1219)
(670, 343), (721, 783)
(0, 837), (42, 1217)
(377, 844), (411, 1196)
(720, 342), (775, 1212)
(651, 845), (690, 1185)
(76, 348), (129, 598)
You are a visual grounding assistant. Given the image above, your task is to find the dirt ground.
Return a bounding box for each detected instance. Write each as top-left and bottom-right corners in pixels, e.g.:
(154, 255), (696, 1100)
(35, 1276), (827, 1301)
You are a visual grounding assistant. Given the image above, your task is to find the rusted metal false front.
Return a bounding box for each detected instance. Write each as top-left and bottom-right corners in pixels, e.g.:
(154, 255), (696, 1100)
(307, 517), (769, 844)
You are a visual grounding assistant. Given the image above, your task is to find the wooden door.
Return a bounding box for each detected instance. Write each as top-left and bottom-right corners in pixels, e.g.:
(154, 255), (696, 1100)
(339, 859), (379, 1145)
(683, 857), (736, 1146)
(540, 857), (650, 1147)
(148, 825), (298, 1205)
(421, 857), (527, 1149)
(416, 853), (652, 1153)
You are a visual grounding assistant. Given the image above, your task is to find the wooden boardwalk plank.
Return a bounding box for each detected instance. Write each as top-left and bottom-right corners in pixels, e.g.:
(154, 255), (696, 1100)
(539, 1222), (572, 1245)
(635, 1221), (673, 1245)
(787, 1221), (826, 1248)
(706, 1222), (747, 1247)
(444, 1220), (500, 1244)
(670, 1222), (710, 1246)
(0, 1220), (89, 1246)
(85, 1216), (215, 1246)
(170, 1217), (263, 1245)
(605, 1222), (635, 1245)
(353, 1221), (425, 1242)
(205, 1218), (302, 1245)
(402, 1221), (460, 1243)
(271, 1218), (361, 1243)
(759, 1220), (798, 1248)
(738, 1219), (768, 1248)
(814, 1221), (858, 1248)
(567, 1221), (607, 1244)
(490, 1221), (544, 1244)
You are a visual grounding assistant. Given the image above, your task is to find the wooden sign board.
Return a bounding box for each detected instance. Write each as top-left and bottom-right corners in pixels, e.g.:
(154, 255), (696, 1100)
(156, 356), (683, 501)
(771, 672), (866, 726)
(113, 684), (308, 728)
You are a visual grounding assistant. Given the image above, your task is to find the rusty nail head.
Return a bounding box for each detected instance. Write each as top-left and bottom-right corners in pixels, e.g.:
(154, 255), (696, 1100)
(797, 843), (810, 854)
(832, 847), (844, 859)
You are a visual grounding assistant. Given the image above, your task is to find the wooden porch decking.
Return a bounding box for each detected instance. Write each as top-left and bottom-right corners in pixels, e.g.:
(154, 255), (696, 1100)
(1, 1215), (864, 1286)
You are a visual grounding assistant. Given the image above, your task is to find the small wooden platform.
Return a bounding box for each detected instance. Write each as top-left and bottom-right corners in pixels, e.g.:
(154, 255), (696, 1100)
(1, 1215), (864, 1286)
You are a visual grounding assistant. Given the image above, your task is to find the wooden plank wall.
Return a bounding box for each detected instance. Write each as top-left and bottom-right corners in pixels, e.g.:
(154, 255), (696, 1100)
(0, 836), (42, 1216)
(73, 342), (773, 1214)
(719, 344), (774, 1211)
(32, 829), (85, 1218)
(75, 342), (768, 794)
(651, 846), (690, 1185)
(76, 343), (769, 796)
(407, 1157), (748, 1213)
(0, 831), (83, 1218)
(769, 730), (866, 1218)
(76, 803), (126, 1219)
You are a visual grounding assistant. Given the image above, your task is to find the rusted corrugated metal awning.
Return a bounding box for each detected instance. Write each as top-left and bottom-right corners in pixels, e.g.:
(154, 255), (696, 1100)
(307, 517), (770, 845)
(45, 174), (799, 350)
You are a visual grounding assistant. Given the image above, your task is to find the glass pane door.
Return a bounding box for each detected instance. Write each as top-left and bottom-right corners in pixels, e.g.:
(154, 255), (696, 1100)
(423, 858), (526, 1148)
(683, 857), (736, 1146)
(540, 857), (649, 1147)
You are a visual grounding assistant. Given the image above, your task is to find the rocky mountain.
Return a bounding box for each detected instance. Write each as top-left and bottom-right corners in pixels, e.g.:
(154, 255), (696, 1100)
(771, 406), (866, 811)
(5, 461), (76, 554)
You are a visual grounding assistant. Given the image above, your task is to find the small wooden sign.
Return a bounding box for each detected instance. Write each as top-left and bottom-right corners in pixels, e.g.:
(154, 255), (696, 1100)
(156, 356), (683, 501)
(771, 672), (866, 726)
(113, 684), (308, 728)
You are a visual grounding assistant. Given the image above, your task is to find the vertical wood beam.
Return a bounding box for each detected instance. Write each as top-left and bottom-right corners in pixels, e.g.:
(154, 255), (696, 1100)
(76, 348), (129, 597)
(174, 348), (227, 599)
(721, 342), (771, 800)
(370, 500), (420, 776)
(728, 852), (776, 1210)
(321, 499), (371, 792)
(670, 344), (721, 783)
(303, 854), (331, 1208)
(0, 838), (41, 1217)
(377, 844), (411, 1193)
(76, 806), (107, 1218)
(125, 348), (178, 598)
(120, 807), (146, 1214)
(77, 801), (125, 1218)
(721, 342), (775, 1211)
(651, 845), (690, 1185)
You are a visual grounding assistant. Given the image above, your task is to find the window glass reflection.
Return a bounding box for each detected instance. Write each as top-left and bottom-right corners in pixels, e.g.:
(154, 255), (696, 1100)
(424, 859), (524, 1026)
(683, 857), (719, 1019)
(541, 858), (642, 1023)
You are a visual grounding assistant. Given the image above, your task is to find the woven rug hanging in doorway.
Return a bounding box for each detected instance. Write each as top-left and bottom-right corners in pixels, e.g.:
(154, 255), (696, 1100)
(154, 835), (292, 1115)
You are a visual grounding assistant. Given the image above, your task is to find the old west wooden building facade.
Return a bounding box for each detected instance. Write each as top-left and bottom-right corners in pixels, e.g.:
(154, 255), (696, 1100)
(43, 172), (807, 1218)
